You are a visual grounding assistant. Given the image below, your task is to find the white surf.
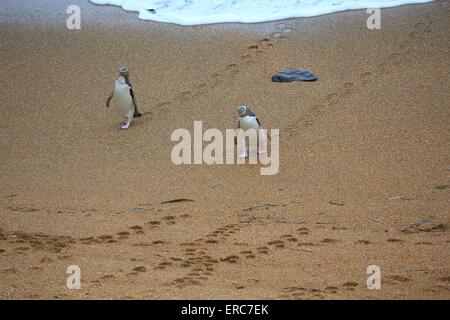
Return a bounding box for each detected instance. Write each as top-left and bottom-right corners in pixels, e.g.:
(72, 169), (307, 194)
(89, 0), (433, 25)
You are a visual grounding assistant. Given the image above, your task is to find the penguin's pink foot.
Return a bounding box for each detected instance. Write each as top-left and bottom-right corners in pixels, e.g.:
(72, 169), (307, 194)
(121, 121), (131, 129)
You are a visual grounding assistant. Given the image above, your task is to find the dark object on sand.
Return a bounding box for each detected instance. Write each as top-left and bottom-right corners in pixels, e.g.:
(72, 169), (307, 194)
(271, 68), (317, 82)
(243, 203), (275, 212)
(146, 9), (156, 13)
(401, 214), (437, 232)
(158, 199), (194, 204)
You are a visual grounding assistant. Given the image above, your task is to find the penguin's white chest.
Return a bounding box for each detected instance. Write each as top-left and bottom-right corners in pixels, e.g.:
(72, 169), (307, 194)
(112, 82), (134, 118)
(239, 116), (260, 131)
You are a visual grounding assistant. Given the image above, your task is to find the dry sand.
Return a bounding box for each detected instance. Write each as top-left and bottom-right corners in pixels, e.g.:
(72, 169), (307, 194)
(0, 0), (449, 299)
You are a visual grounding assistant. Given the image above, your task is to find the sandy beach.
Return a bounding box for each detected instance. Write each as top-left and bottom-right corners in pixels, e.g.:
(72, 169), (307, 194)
(0, 0), (449, 299)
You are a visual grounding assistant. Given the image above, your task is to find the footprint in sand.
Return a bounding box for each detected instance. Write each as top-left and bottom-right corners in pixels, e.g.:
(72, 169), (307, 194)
(387, 238), (404, 243)
(342, 282), (359, 290)
(133, 242), (150, 247)
(165, 222), (255, 288)
(279, 286), (326, 299)
(156, 101), (172, 110)
(159, 33), (276, 104)
(298, 114), (315, 128)
(146, 220), (161, 227)
(297, 241), (317, 247)
(162, 215), (176, 225)
(414, 241), (434, 245)
(196, 83), (208, 91)
(240, 54), (257, 66)
(178, 91), (193, 102)
(167, 253), (219, 288)
(325, 286), (339, 294)
(385, 275), (410, 283)
(341, 82), (354, 97)
(129, 225), (144, 234)
(225, 63), (240, 75)
(117, 231), (130, 238)
(97, 235), (114, 241)
(220, 255), (239, 264)
(239, 250), (255, 259)
(321, 238), (340, 244)
(296, 227), (309, 235)
(132, 266), (147, 273)
(192, 83), (208, 97)
(270, 32), (286, 40)
(256, 246), (269, 254)
(170, 277), (201, 288)
(325, 92), (339, 104)
(245, 38), (275, 61)
(154, 261), (172, 270)
(359, 71), (372, 84)
(210, 73), (224, 88)
(258, 38), (275, 48)
(276, 23), (294, 34)
(414, 22), (432, 33)
(286, 124), (298, 137)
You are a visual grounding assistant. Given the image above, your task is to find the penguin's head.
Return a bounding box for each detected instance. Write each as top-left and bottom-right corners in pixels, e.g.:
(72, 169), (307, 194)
(119, 66), (129, 78)
(236, 105), (247, 117)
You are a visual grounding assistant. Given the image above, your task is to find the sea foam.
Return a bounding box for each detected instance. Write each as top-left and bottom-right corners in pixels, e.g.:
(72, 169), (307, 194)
(89, 0), (433, 25)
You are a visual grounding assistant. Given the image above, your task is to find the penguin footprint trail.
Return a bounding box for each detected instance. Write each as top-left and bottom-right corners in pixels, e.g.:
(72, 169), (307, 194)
(285, 15), (434, 140)
(156, 30), (281, 109)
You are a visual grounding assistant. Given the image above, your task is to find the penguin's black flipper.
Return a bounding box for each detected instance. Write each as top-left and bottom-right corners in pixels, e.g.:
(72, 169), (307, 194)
(129, 88), (142, 117)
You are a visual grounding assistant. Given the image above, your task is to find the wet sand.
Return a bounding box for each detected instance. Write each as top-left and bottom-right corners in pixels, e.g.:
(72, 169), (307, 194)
(0, 0), (449, 299)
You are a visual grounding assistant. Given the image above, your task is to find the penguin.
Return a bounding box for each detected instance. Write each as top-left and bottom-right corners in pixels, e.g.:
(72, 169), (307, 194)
(235, 105), (268, 158)
(106, 66), (142, 129)
(111, 76), (135, 129)
(117, 66), (142, 118)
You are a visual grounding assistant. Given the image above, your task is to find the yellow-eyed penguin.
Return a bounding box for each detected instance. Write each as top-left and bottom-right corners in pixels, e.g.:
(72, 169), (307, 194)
(235, 105), (267, 158)
(111, 76), (135, 129)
